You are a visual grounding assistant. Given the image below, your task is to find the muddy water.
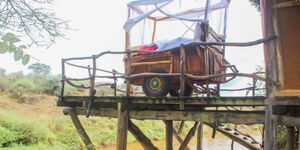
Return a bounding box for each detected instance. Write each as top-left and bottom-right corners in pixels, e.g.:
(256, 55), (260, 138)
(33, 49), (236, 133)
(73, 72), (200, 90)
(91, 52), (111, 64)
(98, 130), (262, 150)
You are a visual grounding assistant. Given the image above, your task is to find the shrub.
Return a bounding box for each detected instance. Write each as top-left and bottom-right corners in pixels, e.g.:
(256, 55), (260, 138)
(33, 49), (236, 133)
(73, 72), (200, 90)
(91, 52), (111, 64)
(11, 79), (35, 102)
(0, 109), (47, 148)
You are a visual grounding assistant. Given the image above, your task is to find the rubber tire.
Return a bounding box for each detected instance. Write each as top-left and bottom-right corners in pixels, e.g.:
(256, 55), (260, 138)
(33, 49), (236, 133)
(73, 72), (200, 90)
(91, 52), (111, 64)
(142, 68), (170, 97)
(169, 84), (193, 97)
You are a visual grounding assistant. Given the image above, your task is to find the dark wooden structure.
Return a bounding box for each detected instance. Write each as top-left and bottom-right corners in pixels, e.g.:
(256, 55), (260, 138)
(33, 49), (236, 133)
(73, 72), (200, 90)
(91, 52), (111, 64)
(57, 0), (300, 149)
(260, 0), (300, 149)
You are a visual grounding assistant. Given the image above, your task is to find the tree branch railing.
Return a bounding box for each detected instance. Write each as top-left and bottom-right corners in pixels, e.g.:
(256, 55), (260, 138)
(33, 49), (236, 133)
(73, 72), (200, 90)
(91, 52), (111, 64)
(60, 36), (274, 98)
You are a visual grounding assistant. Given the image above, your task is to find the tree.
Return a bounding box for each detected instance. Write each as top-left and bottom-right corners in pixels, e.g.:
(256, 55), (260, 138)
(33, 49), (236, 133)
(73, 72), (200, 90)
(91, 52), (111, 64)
(0, 0), (69, 64)
(28, 63), (50, 76)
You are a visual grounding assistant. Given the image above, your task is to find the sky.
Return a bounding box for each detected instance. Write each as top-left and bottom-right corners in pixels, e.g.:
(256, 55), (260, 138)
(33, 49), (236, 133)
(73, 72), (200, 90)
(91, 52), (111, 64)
(0, 0), (264, 95)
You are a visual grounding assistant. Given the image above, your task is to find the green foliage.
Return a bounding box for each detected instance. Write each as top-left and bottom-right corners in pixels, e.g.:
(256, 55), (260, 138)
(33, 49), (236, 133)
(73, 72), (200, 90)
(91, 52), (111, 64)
(11, 79), (35, 102)
(0, 33), (30, 65)
(28, 63), (50, 76)
(0, 109), (47, 148)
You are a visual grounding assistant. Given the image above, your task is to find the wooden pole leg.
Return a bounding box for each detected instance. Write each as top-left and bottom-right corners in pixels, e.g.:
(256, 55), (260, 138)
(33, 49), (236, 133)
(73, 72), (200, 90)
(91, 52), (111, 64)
(69, 108), (95, 150)
(165, 120), (173, 150)
(197, 123), (204, 150)
(116, 106), (129, 150)
(264, 105), (277, 150)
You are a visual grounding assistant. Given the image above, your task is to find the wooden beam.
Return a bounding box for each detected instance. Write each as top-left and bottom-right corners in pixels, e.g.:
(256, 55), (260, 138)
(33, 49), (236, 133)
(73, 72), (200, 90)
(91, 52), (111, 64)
(165, 120), (173, 150)
(197, 123), (204, 150)
(286, 126), (295, 150)
(60, 96), (266, 106)
(64, 108), (265, 125)
(265, 98), (300, 105)
(278, 115), (300, 126)
(131, 60), (171, 67)
(68, 108), (95, 150)
(128, 120), (159, 150)
(178, 122), (201, 150)
(264, 105), (277, 150)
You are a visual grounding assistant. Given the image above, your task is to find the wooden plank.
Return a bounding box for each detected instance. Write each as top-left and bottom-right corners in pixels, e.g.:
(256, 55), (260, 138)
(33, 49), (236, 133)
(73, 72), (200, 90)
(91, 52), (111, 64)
(128, 120), (159, 150)
(274, 90), (300, 97)
(178, 122), (200, 150)
(265, 98), (300, 105)
(131, 60), (171, 67)
(286, 126), (295, 150)
(165, 120), (173, 150)
(197, 123), (203, 150)
(68, 108), (95, 150)
(60, 96), (266, 106)
(63, 108), (265, 125)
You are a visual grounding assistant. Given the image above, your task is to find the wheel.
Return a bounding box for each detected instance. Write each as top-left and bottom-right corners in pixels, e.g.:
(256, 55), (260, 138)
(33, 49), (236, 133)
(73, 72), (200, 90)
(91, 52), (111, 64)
(142, 68), (170, 97)
(169, 84), (193, 97)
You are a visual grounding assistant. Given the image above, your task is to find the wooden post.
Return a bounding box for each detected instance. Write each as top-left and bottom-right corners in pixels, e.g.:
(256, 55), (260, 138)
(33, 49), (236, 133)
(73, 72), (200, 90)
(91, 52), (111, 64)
(197, 123), (204, 150)
(287, 126), (295, 150)
(165, 120), (173, 150)
(264, 105), (277, 150)
(61, 59), (65, 96)
(69, 108), (95, 150)
(128, 120), (159, 150)
(116, 107), (129, 150)
(178, 122), (201, 150)
(179, 45), (186, 110)
(116, 40), (131, 150)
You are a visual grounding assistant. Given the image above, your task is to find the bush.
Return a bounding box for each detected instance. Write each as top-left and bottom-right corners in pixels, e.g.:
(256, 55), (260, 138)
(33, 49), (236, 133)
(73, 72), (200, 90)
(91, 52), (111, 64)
(11, 79), (35, 102)
(0, 109), (47, 148)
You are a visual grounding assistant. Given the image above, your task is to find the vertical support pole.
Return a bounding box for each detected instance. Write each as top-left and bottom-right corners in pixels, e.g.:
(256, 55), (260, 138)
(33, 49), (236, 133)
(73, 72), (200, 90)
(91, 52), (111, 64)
(69, 108), (95, 150)
(116, 108), (129, 150)
(113, 69), (117, 96)
(116, 46), (131, 150)
(61, 59), (65, 96)
(165, 120), (173, 150)
(252, 79), (257, 96)
(179, 45), (186, 110)
(287, 126), (295, 150)
(264, 105), (277, 150)
(151, 20), (157, 42)
(86, 56), (97, 117)
(197, 123), (203, 150)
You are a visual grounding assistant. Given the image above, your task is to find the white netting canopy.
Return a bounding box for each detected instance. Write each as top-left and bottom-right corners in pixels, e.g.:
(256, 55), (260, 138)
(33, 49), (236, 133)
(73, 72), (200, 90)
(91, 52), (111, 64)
(124, 0), (229, 46)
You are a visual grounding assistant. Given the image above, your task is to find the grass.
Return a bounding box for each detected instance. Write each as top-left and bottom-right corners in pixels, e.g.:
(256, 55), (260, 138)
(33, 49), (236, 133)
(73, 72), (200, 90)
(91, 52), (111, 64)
(0, 94), (201, 150)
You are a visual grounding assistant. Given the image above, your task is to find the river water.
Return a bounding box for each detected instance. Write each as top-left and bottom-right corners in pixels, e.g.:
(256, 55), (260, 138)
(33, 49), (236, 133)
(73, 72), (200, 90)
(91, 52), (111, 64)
(98, 130), (262, 150)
